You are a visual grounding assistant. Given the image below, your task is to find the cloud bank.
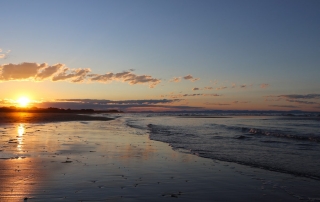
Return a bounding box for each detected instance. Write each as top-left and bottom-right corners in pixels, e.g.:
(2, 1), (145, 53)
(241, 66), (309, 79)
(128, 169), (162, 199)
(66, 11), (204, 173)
(265, 93), (320, 107)
(0, 62), (161, 88)
(33, 98), (200, 111)
(161, 93), (221, 98)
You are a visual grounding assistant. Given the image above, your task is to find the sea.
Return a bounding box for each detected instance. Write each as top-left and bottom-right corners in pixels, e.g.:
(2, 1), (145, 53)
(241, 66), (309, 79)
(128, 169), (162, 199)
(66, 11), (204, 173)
(111, 112), (320, 180)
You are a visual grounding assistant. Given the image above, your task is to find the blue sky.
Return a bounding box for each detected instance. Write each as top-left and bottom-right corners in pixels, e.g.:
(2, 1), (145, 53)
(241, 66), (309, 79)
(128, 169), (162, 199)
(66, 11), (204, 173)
(1, 0), (320, 111)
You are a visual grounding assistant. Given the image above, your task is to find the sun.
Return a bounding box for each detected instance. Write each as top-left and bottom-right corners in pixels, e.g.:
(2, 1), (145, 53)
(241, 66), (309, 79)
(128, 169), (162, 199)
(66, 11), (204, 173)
(17, 96), (30, 107)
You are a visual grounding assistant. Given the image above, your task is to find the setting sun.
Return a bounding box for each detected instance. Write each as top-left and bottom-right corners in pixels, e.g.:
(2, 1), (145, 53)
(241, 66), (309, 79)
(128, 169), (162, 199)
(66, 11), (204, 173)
(17, 97), (30, 107)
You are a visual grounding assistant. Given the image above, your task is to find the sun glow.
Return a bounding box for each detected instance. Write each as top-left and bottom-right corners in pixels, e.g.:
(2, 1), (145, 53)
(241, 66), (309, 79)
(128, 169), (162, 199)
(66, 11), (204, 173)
(17, 97), (30, 107)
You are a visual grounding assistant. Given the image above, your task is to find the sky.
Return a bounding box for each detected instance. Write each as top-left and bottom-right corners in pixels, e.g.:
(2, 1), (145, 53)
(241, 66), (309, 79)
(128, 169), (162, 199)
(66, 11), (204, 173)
(1, 0), (320, 112)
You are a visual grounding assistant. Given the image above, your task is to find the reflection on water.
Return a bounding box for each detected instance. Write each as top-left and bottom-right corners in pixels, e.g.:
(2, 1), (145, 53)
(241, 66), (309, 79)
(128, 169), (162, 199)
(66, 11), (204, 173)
(0, 124), (32, 200)
(17, 124), (24, 152)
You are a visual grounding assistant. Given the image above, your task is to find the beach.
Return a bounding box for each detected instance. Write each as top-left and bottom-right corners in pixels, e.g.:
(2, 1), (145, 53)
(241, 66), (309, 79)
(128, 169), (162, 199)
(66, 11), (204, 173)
(0, 112), (320, 201)
(0, 112), (113, 124)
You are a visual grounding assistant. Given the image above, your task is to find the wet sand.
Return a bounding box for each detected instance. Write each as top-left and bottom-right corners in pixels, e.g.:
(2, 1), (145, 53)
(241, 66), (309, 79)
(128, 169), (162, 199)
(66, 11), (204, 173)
(0, 115), (320, 201)
(0, 112), (113, 124)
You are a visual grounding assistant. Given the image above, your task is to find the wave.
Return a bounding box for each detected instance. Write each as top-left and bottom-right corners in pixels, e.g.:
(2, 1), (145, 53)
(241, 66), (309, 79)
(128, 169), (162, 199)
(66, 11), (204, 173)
(207, 123), (320, 142)
(248, 128), (320, 142)
(145, 122), (320, 180)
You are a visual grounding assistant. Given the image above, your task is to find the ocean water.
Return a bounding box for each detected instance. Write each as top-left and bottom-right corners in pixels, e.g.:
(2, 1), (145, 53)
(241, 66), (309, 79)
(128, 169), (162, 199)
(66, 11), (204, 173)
(121, 113), (320, 179)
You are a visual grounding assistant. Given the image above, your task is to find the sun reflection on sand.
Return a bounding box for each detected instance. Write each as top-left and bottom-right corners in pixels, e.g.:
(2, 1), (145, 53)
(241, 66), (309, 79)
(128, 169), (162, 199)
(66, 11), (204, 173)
(17, 124), (24, 152)
(0, 124), (35, 201)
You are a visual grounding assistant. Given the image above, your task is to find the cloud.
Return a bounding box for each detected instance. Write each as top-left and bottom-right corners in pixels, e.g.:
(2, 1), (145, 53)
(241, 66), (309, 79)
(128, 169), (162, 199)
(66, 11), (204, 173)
(184, 93), (221, 97)
(0, 62), (161, 88)
(203, 94), (221, 96)
(183, 74), (199, 82)
(161, 93), (221, 98)
(36, 63), (65, 80)
(205, 102), (230, 106)
(232, 101), (249, 104)
(0, 62), (47, 80)
(0, 49), (10, 59)
(183, 94), (202, 97)
(279, 94), (320, 100)
(210, 80), (218, 85)
(34, 99), (193, 111)
(0, 62), (88, 82)
(191, 86), (215, 91)
(56, 99), (180, 105)
(0, 99), (13, 105)
(260, 83), (269, 88)
(264, 96), (282, 102)
(269, 105), (300, 108)
(89, 72), (114, 82)
(90, 70), (161, 88)
(52, 68), (91, 83)
(226, 84), (253, 89)
(216, 86), (228, 90)
(286, 99), (318, 105)
(169, 77), (181, 83)
(183, 75), (193, 80)
(205, 100), (249, 106)
(265, 94), (320, 105)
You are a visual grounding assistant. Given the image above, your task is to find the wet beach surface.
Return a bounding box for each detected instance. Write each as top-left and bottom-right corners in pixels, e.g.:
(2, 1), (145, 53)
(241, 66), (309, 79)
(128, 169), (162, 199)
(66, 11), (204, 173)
(0, 112), (113, 124)
(0, 114), (320, 201)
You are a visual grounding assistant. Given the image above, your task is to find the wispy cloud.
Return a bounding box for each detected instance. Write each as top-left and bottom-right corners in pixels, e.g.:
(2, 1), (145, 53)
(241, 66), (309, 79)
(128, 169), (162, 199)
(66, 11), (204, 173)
(203, 94), (221, 97)
(191, 86), (215, 91)
(34, 99), (198, 111)
(232, 101), (250, 104)
(89, 70), (161, 88)
(264, 94), (320, 106)
(52, 67), (91, 83)
(0, 62), (161, 88)
(269, 105), (300, 108)
(169, 77), (181, 83)
(161, 93), (221, 98)
(260, 83), (269, 88)
(205, 100), (249, 106)
(55, 99), (180, 105)
(279, 94), (320, 100)
(216, 86), (228, 90)
(183, 74), (199, 82)
(203, 86), (213, 90)
(205, 102), (230, 106)
(286, 99), (318, 105)
(0, 49), (10, 59)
